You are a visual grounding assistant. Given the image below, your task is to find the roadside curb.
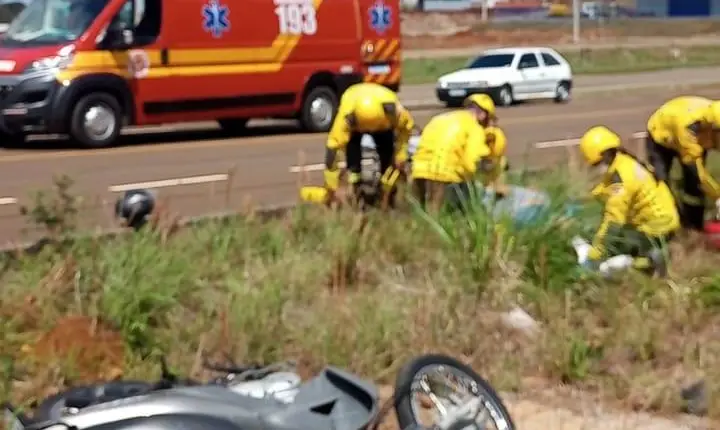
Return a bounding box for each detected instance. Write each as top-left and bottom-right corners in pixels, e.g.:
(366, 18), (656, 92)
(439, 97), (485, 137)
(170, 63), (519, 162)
(0, 204), (292, 258)
(401, 79), (720, 110)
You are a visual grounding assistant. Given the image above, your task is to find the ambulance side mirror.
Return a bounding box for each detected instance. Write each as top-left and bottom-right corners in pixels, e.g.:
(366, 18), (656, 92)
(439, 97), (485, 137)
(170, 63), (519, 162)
(121, 29), (134, 45)
(101, 27), (134, 49)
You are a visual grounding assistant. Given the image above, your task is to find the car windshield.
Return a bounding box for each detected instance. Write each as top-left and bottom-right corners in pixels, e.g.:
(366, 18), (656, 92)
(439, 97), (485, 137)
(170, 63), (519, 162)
(466, 54), (515, 69)
(3, 0), (110, 46)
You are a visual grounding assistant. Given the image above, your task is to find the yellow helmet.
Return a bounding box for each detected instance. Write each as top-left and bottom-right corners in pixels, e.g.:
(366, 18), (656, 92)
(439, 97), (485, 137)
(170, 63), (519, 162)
(352, 97), (390, 130)
(464, 94), (496, 118)
(486, 126), (506, 157)
(706, 101), (720, 130)
(579, 126), (621, 165)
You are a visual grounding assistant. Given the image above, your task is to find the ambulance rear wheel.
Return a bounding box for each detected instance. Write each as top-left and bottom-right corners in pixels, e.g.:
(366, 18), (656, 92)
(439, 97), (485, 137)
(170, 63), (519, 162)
(69, 93), (122, 148)
(300, 86), (337, 133)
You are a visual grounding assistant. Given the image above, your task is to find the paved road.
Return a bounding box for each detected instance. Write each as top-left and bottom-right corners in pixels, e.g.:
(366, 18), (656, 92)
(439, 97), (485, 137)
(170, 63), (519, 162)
(398, 66), (720, 106)
(4, 83), (720, 247)
(403, 35), (720, 59)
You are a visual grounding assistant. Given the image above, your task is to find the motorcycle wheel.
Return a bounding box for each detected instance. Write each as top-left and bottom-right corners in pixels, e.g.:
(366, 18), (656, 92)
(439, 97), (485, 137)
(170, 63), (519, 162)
(393, 354), (515, 430)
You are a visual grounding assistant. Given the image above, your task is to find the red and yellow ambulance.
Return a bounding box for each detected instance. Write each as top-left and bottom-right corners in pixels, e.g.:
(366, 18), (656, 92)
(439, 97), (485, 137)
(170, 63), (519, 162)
(0, 0), (402, 147)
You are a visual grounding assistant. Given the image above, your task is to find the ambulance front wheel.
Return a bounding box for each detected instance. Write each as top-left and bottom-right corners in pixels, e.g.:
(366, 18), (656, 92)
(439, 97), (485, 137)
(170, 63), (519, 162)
(69, 92), (123, 148)
(299, 86), (338, 133)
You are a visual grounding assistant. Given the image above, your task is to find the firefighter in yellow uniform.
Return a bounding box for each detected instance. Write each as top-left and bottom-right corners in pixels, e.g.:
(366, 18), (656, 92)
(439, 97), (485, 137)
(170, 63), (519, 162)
(580, 126), (680, 277)
(411, 94), (496, 212)
(645, 96), (720, 230)
(323, 82), (414, 206)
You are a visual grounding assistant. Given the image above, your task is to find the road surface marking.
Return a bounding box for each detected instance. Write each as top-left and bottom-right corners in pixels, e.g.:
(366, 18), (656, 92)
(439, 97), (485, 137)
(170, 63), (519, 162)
(290, 159), (375, 173)
(0, 197), (17, 205)
(108, 174), (228, 192)
(535, 131), (648, 149)
(534, 138), (581, 148)
(291, 131), (649, 172)
(402, 80), (720, 106)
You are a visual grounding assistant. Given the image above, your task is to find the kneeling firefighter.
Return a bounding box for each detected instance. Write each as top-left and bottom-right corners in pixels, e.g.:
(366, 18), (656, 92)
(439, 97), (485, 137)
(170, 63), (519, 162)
(646, 96), (720, 230)
(579, 126), (680, 277)
(411, 94), (497, 212)
(323, 82), (415, 207)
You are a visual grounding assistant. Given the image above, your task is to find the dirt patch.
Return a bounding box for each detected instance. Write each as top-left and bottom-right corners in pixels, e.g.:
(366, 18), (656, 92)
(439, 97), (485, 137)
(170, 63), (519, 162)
(400, 13), (720, 50)
(403, 28), (614, 50)
(28, 316), (125, 382)
(375, 385), (713, 430)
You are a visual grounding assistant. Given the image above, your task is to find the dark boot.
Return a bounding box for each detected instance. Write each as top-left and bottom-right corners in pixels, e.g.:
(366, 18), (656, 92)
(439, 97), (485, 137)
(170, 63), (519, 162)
(681, 203), (706, 231)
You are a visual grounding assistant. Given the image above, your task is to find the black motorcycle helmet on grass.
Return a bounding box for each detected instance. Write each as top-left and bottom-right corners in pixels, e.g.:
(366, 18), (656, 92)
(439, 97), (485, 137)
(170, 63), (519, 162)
(115, 189), (155, 230)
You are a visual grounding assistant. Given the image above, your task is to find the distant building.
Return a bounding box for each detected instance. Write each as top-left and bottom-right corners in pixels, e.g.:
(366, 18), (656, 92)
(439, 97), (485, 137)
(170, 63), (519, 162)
(636, 0), (720, 16)
(402, 0), (544, 12)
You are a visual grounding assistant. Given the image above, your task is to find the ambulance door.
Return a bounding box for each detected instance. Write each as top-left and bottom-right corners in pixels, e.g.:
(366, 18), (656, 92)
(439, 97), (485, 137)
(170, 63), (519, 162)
(357, 0), (401, 90)
(102, 0), (170, 125)
(149, 0), (295, 123)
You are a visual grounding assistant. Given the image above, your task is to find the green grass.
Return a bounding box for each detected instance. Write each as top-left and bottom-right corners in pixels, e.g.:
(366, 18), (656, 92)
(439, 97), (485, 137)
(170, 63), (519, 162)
(403, 46), (720, 85)
(2, 166), (720, 422)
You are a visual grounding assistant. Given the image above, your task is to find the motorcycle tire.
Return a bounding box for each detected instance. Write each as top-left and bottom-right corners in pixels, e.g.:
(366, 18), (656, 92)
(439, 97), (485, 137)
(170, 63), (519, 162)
(393, 354), (515, 430)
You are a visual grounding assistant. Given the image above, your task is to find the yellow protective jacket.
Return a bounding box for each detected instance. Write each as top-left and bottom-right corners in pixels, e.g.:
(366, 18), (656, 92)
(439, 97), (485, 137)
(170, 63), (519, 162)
(326, 83), (414, 166)
(481, 126), (509, 188)
(412, 110), (491, 184)
(647, 96), (720, 199)
(588, 152), (680, 260)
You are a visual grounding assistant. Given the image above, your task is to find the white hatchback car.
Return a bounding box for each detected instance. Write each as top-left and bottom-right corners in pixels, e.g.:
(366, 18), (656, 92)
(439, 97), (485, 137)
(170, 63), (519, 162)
(435, 47), (573, 107)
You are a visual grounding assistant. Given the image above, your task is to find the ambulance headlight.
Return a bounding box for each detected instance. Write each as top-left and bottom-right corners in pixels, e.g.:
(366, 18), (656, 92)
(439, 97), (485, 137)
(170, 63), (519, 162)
(24, 53), (74, 74)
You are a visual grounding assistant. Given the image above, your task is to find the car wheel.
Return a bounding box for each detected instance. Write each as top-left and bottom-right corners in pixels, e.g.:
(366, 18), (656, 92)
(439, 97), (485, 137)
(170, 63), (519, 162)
(496, 85), (514, 107)
(299, 86), (338, 133)
(554, 81), (571, 103)
(69, 93), (123, 148)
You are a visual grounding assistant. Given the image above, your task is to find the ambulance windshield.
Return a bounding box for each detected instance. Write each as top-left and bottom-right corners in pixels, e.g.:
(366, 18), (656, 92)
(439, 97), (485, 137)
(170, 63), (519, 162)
(4, 0), (110, 45)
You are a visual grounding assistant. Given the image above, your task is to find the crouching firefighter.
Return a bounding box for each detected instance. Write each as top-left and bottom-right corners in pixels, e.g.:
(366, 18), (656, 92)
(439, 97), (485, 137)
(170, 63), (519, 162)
(646, 96), (720, 231)
(579, 126), (680, 277)
(323, 83), (414, 207)
(411, 94), (496, 213)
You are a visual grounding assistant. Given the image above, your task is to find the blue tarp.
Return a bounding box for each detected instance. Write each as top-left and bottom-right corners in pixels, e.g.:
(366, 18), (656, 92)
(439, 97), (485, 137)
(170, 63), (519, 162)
(365, 136), (580, 225)
(481, 185), (551, 225)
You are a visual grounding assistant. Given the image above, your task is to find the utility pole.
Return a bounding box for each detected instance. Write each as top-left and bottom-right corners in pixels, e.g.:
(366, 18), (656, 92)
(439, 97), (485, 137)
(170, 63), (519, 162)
(572, 0), (580, 44)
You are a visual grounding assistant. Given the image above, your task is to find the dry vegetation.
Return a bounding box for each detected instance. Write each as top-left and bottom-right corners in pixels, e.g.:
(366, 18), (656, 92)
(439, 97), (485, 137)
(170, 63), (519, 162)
(0, 166), (719, 428)
(402, 15), (720, 49)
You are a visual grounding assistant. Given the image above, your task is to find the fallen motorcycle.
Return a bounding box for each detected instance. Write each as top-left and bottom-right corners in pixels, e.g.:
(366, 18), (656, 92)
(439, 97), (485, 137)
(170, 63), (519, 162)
(4, 353), (515, 430)
(298, 134), (412, 207)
